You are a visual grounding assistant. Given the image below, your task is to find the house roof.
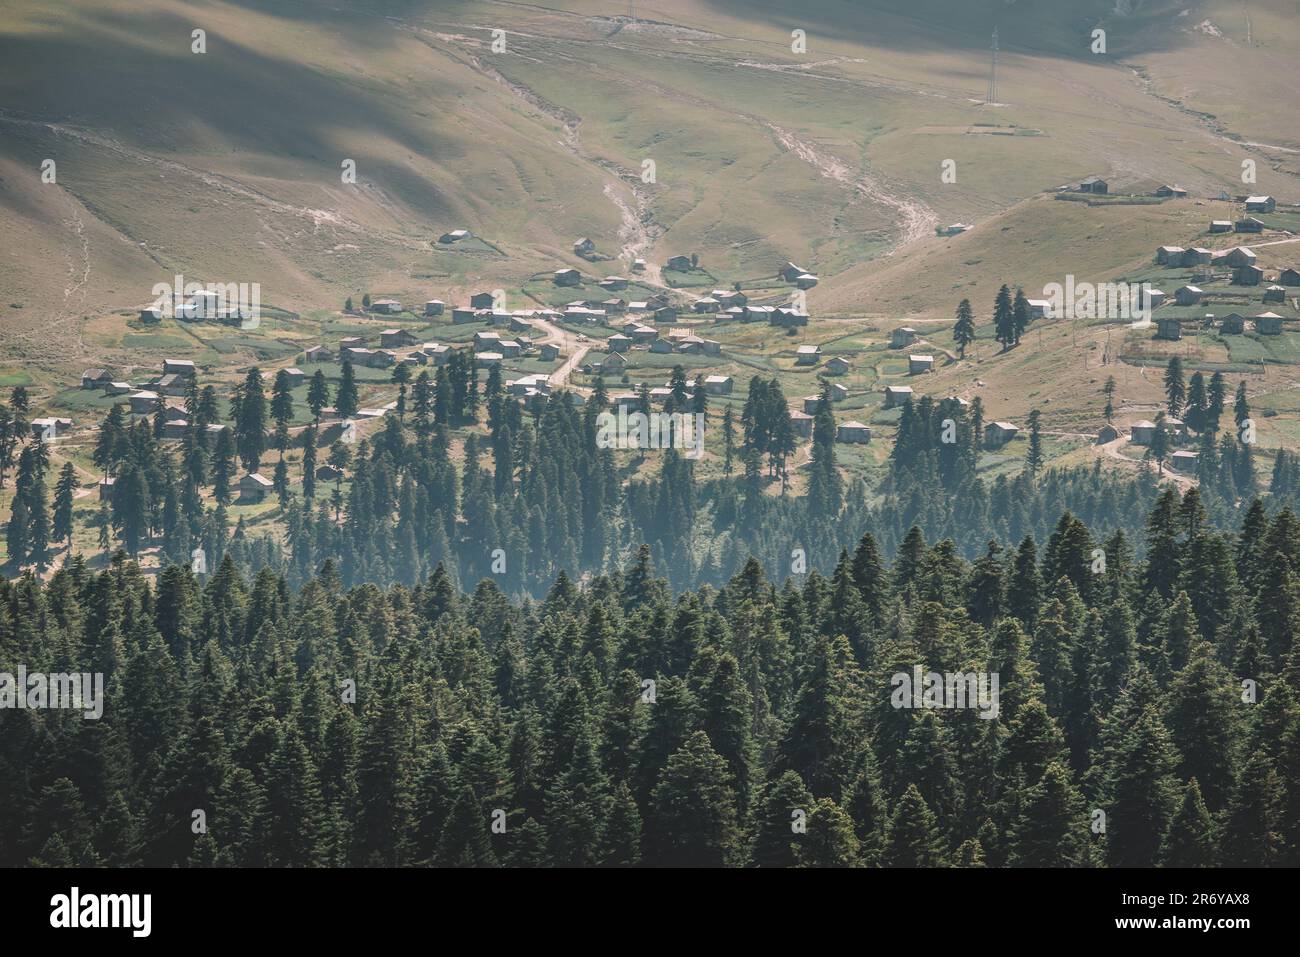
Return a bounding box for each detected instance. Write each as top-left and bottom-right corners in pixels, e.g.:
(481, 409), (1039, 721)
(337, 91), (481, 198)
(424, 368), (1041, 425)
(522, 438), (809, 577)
(241, 472), (273, 487)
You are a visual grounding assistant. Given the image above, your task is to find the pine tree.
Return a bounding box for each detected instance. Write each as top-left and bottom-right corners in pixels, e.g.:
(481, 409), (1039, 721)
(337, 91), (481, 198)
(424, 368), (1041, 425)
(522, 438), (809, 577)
(993, 285), (1016, 350)
(336, 361), (360, 419)
(648, 731), (740, 866)
(883, 784), (947, 866)
(1162, 778), (1216, 867)
(953, 298), (976, 359)
(1164, 356), (1185, 417)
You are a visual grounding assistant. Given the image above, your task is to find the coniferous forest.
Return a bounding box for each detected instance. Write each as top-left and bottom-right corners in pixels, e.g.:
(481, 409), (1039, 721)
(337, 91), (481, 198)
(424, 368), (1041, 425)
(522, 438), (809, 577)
(1, 375), (1298, 868)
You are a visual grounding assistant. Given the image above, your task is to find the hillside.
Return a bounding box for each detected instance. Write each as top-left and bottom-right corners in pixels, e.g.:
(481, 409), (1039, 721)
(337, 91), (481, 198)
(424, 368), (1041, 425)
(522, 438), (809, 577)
(2, 0), (1300, 571)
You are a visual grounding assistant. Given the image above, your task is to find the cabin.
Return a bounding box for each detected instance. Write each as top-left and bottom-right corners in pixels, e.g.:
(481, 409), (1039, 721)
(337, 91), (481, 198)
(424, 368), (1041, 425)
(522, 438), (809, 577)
(829, 383), (849, 402)
(649, 338), (675, 354)
(1174, 285), (1203, 306)
(1279, 268), (1300, 287)
(1026, 299), (1053, 319)
(779, 262), (807, 283)
(380, 328), (418, 349)
(795, 274), (820, 289)
(98, 477), (115, 502)
(1097, 425), (1119, 444)
(632, 258), (647, 272)
(31, 417), (72, 440)
(128, 391), (160, 415)
(1156, 245), (1185, 265)
(339, 336), (366, 352)
(304, 345), (332, 363)
(693, 297), (721, 314)
(104, 381), (133, 396)
(475, 352), (503, 368)
(1130, 421), (1156, 446)
(1255, 312), (1285, 335)
(468, 292), (496, 310)
(439, 229), (471, 243)
(703, 375), (733, 396)
(936, 223), (971, 236)
(676, 336), (705, 355)
(452, 308), (479, 324)
(1154, 185), (1187, 198)
(510, 316), (534, 334)
(343, 347), (396, 369)
(238, 472), (273, 503)
(600, 277), (630, 292)
(1219, 313), (1245, 334)
(666, 255), (694, 271)
(554, 268), (582, 287)
(140, 306), (165, 322)
(713, 290), (747, 309)
(573, 237), (596, 255)
(770, 308), (808, 328)
(163, 358), (197, 377)
(824, 356), (851, 376)
(836, 421), (871, 444)
(795, 345), (821, 365)
(152, 374), (187, 397)
(1235, 217), (1265, 234)
(1078, 177), (1108, 194)
(1144, 288), (1167, 310)
(474, 331), (502, 350)
(161, 419), (189, 441)
(539, 343), (560, 361)
(1264, 285), (1287, 303)
(279, 368), (306, 389)
(890, 327), (919, 348)
(1235, 265), (1265, 286)
(908, 354), (935, 375)
(422, 343), (452, 365)
(1155, 318), (1182, 341)
(316, 465), (344, 483)
(802, 395), (822, 415)
(600, 351), (628, 373)
(499, 340), (523, 359)
(424, 300), (445, 317)
(1245, 195), (1276, 214)
(1171, 450), (1200, 473)
(81, 369), (112, 390)
(1182, 247), (1213, 267)
(1226, 247), (1258, 268)
(1209, 220), (1234, 234)
(788, 409), (813, 438)
(985, 421), (1019, 448)
(883, 385), (913, 408)
(370, 299), (403, 314)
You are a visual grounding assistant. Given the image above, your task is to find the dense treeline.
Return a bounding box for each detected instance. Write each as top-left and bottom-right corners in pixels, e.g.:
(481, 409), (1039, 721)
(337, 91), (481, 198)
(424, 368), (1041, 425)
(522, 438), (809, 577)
(1, 485), (1297, 867)
(0, 368), (1272, 598)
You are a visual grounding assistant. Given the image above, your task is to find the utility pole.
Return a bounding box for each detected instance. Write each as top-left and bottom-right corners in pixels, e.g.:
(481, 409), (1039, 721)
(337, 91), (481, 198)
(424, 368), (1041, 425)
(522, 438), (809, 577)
(987, 28), (999, 104)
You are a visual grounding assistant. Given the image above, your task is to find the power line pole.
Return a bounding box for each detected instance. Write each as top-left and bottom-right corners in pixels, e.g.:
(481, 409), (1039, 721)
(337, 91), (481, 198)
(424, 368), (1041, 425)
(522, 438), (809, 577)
(987, 28), (999, 104)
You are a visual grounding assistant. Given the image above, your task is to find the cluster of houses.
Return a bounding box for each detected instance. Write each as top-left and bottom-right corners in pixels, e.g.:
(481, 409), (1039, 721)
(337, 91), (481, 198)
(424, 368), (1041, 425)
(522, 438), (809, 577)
(1152, 242), (1289, 288)
(1155, 310), (1290, 341)
(81, 360), (238, 444)
(1124, 419), (1198, 473)
(592, 325), (726, 376)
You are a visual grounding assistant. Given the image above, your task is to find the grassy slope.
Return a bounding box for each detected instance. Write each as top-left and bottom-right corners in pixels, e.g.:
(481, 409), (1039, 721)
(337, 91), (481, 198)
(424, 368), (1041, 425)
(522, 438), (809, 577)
(1, 0), (1299, 516)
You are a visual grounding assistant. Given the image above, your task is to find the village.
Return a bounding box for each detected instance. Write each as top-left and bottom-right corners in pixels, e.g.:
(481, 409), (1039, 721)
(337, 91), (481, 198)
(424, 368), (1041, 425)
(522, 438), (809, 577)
(26, 182), (1289, 517)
